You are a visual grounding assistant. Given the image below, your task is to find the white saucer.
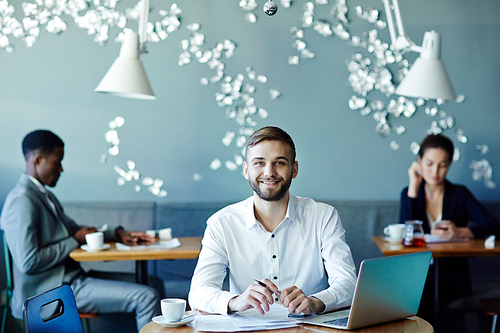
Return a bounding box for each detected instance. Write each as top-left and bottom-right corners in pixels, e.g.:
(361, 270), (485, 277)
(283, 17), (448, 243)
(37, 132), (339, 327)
(384, 237), (403, 244)
(152, 315), (194, 327)
(80, 244), (111, 252)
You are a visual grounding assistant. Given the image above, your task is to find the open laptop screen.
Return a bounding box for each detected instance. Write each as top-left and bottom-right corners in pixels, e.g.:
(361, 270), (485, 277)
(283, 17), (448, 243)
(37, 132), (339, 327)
(303, 251), (432, 330)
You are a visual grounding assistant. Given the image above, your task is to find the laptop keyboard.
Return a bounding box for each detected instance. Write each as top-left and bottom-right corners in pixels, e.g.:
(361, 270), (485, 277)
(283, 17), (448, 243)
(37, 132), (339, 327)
(324, 317), (348, 327)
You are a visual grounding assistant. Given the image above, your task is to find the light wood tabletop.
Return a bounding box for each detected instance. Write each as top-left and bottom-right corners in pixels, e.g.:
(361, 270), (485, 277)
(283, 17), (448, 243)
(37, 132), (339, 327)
(69, 236), (202, 262)
(140, 316), (433, 333)
(371, 236), (500, 257)
(69, 236), (202, 284)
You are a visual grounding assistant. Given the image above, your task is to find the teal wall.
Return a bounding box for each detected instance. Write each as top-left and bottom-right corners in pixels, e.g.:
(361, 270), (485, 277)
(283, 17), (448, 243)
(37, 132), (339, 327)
(1, 0), (499, 204)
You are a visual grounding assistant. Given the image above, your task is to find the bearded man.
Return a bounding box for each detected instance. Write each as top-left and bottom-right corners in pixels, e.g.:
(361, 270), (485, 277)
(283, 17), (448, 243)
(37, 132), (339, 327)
(188, 126), (356, 316)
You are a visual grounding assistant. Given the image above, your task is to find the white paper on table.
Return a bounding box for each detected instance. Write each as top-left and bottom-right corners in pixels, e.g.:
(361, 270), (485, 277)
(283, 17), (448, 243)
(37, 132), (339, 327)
(195, 304), (299, 332)
(424, 234), (468, 243)
(116, 237), (181, 250)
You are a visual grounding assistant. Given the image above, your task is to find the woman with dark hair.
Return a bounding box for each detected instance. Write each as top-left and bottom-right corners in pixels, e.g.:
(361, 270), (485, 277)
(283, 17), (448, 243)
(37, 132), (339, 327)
(399, 134), (500, 324)
(400, 134), (499, 239)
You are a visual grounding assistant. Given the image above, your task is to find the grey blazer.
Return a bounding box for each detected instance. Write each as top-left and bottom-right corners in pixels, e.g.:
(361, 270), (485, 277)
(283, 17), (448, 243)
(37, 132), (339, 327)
(1, 174), (82, 318)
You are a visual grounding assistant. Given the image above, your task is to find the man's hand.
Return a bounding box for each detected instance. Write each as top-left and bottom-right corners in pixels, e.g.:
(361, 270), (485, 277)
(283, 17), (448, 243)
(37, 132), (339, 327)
(228, 279), (279, 315)
(73, 227), (98, 245)
(280, 286), (325, 315)
(116, 228), (156, 245)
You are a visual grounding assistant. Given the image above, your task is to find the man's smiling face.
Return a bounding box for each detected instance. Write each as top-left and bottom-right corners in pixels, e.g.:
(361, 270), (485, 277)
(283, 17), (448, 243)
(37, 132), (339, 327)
(243, 140), (298, 202)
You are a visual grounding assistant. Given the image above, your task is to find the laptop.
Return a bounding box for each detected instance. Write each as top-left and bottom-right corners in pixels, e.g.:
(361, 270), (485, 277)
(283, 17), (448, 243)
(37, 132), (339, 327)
(303, 251), (432, 330)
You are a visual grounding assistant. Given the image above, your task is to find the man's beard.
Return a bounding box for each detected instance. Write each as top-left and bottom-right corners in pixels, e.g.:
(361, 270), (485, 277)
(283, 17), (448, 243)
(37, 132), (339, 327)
(249, 174), (293, 202)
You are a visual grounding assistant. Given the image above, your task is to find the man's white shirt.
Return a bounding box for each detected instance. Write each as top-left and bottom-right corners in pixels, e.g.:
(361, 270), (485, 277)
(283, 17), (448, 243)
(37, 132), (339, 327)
(189, 195), (357, 314)
(28, 175), (57, 215)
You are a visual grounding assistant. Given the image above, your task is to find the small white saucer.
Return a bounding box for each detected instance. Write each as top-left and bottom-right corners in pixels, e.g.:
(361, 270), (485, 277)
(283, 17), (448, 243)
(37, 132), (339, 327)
(80, 244), (111, 252)
(384, 237), (403, 244)
(152, 315), (194, 327)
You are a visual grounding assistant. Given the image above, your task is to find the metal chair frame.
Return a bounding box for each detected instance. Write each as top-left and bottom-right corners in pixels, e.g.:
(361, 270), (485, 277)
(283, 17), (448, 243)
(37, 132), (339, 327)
(480, 297), (500, 333)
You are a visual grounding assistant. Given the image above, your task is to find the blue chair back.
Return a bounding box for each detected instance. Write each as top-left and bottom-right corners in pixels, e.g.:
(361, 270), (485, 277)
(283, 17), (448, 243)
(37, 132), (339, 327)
(23, 285), (83, 333)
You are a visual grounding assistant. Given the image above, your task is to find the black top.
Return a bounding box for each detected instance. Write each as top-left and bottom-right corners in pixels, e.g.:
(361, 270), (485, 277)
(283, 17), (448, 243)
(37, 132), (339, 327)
(399, 180), (500, 237)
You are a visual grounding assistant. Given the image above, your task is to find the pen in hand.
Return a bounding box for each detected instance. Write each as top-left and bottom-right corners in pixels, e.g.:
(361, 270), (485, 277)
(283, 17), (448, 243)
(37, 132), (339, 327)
(254, 279), (281, 296)
(253, 279), (311, 317)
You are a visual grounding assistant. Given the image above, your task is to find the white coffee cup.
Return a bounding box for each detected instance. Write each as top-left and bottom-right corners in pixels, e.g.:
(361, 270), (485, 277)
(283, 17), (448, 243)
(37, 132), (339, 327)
(161, 298), (186, 322)
(85, 231), (104, 249)
(159, 228), (172, 241)
(145, 230), (156, 238)
(384, 224), (406, 239)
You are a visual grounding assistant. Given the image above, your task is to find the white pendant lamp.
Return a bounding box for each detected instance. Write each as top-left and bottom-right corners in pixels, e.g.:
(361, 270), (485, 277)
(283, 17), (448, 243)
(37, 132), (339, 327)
(395, 31), (455, 100)
(95, 0), (156, 100)
(383, 0), (456, 100)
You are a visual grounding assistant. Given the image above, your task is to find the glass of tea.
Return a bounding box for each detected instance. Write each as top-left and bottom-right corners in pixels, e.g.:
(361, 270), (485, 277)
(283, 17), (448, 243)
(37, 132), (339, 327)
(403, 220), (426, 247)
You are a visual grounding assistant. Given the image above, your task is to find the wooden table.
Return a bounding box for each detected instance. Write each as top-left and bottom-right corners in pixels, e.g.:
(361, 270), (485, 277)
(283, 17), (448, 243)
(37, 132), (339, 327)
(70, 236), (202, 284)
(372, 236), (500, 332)
(371, 237), (500, 257)
(140, 316), (433, 333)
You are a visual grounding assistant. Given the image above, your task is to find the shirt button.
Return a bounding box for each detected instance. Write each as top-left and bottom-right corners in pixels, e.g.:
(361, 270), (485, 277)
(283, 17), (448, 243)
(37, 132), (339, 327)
(273, 276), (277, 280)
(272, 255), (276, 259)
(271, 234), (275, 238)
(275, 297), (279, 302)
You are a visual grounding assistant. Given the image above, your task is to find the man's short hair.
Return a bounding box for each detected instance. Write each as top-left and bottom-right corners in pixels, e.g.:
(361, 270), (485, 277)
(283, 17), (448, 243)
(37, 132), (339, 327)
(245, 126), (296, 162)
(22, 130), (64, 160)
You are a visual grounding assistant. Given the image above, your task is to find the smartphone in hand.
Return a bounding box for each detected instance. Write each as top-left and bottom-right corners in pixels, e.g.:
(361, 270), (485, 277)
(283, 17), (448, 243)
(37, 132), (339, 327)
(434, 220), (451, 230)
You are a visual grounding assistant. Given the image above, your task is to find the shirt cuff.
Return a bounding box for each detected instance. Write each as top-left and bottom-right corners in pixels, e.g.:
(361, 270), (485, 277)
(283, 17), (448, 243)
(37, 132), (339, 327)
(216, 292), (240, 315)
(311, 290), (335, 313)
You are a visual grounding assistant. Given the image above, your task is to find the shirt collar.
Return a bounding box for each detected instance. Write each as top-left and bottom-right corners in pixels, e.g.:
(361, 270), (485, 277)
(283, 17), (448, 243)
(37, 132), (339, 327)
(245, 195), (298, 230)
(28, 175), (47, 194)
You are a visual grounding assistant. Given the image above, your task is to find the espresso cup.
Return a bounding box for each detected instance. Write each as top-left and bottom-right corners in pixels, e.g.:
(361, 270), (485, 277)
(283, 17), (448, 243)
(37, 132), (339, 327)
(384, 224), (406, 239)
(161, 298), (186, 322)
(85, 231), (104, 249)
(145, 230), (156, 238)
